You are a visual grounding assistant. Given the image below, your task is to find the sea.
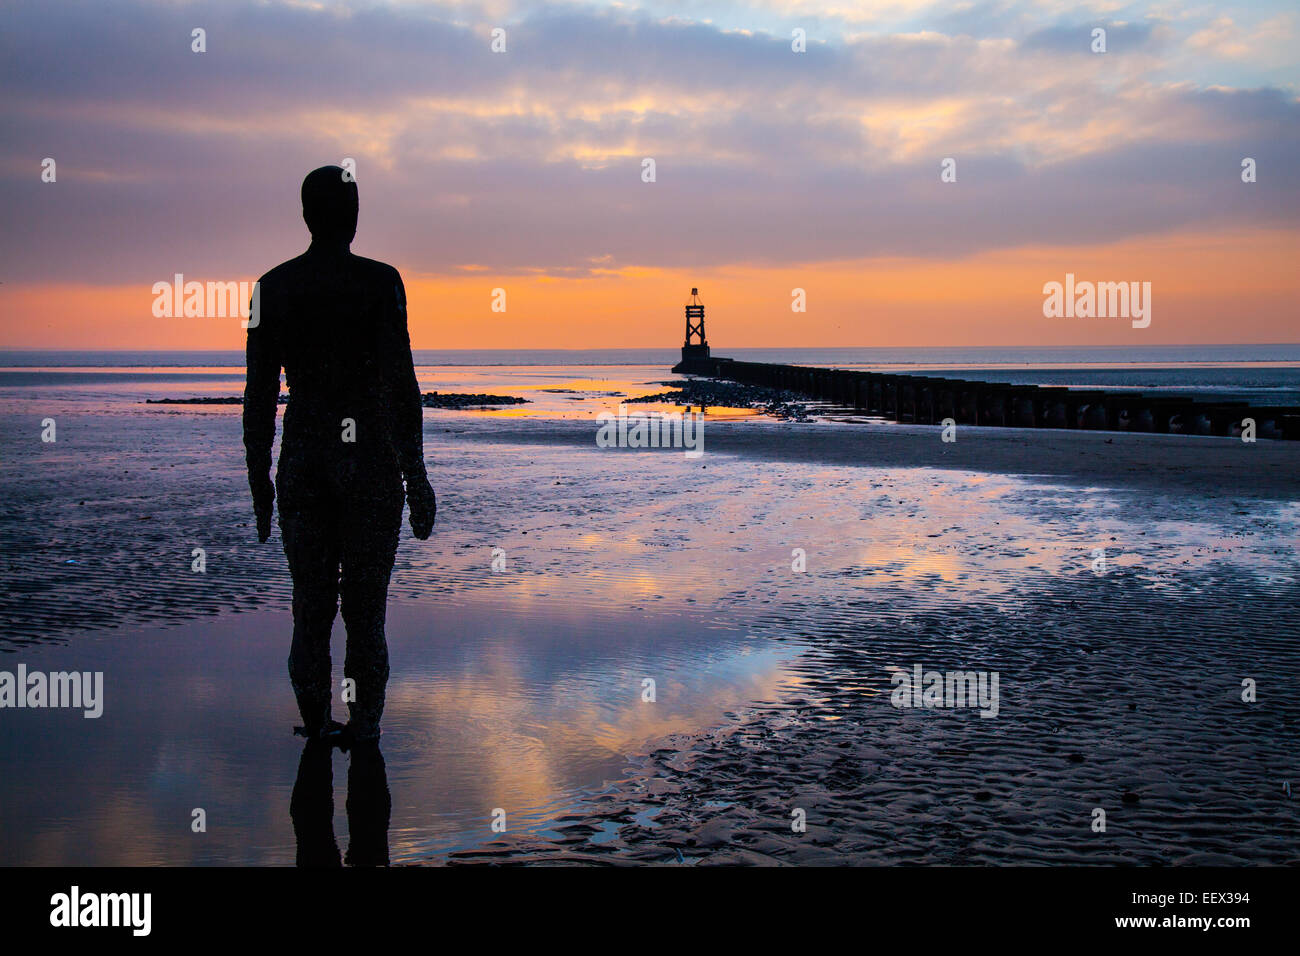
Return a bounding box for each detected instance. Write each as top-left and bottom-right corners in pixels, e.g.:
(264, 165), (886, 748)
(2, 344), (1300, 407)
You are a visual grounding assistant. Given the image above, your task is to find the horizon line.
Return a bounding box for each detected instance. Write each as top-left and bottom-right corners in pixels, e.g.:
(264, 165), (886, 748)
(3, 343), (1300, 353)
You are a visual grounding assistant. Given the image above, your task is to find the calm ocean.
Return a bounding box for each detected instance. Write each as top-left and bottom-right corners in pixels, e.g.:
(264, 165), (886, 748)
(3, 344), (1300, 368)
(3, 345), (1299, 404)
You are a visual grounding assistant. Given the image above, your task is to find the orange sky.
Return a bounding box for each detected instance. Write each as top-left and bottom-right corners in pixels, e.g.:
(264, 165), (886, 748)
(3, 227), (1295, 350)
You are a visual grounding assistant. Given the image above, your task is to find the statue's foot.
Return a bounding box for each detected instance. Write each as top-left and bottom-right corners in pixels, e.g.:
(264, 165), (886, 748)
(293, 718), (347, 742)
(336, 722), (381, 752)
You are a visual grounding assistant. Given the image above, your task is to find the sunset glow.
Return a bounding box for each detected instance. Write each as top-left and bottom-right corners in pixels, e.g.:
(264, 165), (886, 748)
(2, 0), (1297, 348)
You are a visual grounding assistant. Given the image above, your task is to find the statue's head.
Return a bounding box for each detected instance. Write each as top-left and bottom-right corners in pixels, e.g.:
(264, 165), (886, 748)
(301, 166), (358, 244)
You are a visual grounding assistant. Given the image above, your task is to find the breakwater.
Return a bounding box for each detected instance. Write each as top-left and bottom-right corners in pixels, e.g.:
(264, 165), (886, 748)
(671, 356), (1299, 440)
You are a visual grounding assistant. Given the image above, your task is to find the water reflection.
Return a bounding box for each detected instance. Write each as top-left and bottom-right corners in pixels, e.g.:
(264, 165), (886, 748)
(0, 594), (797, 865)
(291, 739), (390, 867)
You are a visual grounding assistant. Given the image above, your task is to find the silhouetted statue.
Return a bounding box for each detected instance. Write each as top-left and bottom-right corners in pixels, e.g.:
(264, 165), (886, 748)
(244, 165), (436, 747)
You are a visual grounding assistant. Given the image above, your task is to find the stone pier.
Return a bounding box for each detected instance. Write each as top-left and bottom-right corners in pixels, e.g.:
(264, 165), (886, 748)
(671, 356), (1299, 440)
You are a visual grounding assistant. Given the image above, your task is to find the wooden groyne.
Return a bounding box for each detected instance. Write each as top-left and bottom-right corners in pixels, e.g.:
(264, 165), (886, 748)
(671, 356), (1300, 440)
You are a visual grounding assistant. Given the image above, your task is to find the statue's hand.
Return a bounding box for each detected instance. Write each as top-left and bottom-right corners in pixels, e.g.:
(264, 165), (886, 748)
(250, 472), (275, 543)
(407, 477), (436, 540)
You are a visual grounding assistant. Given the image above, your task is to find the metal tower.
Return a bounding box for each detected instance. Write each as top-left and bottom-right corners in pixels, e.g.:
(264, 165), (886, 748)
(681, 287), (710, 361)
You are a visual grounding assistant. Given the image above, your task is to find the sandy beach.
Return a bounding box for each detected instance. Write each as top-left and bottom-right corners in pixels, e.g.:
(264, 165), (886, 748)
(442, 419), (1300, 865)
(1, 361), (1296, 865)
(446, 565), (1300, 865)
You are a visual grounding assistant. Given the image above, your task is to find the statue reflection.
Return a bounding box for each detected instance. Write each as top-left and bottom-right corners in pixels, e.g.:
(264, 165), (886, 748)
(290, 739), (391, 867)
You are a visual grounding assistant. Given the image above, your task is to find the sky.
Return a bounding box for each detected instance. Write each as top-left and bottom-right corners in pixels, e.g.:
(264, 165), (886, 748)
(1, 0), (1297, 350)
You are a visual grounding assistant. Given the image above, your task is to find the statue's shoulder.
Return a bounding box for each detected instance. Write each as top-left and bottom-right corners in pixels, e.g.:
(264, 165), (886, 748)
(256, 253), (310, 290)
(348, 254), (402, 287)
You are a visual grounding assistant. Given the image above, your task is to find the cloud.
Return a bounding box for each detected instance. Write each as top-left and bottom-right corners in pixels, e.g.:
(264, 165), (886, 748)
(1186, 12), (1298, 67)
(1021, 20), (1158, 54)
(0, 0), (1296, 286)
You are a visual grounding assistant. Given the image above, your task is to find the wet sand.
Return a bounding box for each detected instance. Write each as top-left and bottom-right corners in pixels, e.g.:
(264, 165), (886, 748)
(1, 383), (1297, 865)
(4, 408), (1295, 646)
(450, 415), (1300, 501)
(437, 421), (1300, 864)
(446, 568), (1299, 865)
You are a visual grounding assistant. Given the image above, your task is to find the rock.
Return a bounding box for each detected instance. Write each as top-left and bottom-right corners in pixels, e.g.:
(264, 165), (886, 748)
(421, 391), (529, 409)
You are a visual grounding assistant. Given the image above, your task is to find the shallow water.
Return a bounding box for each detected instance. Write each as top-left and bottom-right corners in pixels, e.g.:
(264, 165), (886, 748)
(0, 594), (799, 865)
